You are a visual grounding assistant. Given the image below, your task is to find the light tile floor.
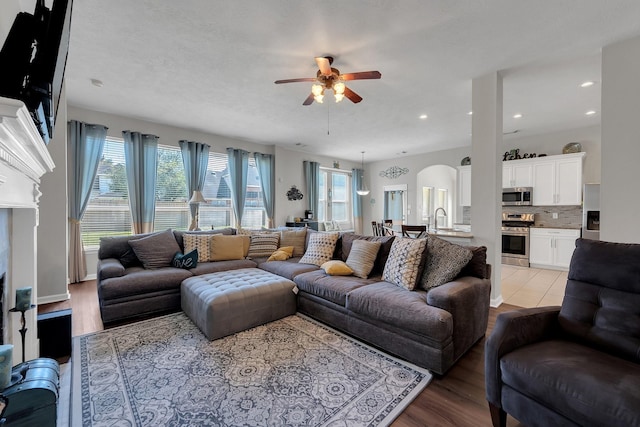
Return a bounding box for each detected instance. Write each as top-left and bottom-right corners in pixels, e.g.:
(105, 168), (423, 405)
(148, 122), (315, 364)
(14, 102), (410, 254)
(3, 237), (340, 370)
(501, 264), (568, 308)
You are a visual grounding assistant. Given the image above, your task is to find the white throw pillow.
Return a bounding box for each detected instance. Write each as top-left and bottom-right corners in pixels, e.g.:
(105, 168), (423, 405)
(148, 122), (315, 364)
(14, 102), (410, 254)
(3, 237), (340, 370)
(382, 237), (427, 290)
(299, 232), (339, 266)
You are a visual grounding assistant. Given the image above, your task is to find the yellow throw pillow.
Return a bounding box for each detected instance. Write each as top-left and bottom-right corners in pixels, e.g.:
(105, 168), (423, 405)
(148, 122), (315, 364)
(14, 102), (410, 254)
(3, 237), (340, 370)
(321, 260), (354, 276)
(267, 246), (294, 261)
(209, 235), (245, 261)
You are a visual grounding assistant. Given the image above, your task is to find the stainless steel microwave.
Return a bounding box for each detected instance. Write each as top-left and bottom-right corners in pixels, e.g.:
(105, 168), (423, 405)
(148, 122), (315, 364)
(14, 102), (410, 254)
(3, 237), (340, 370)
(502, 187), (533, 206)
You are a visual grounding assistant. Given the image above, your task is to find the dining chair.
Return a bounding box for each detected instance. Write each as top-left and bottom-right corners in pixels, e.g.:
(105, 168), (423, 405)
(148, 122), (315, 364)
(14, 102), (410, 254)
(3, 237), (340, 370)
(371, 221), (380, 236)
(401, 224), (427, 238)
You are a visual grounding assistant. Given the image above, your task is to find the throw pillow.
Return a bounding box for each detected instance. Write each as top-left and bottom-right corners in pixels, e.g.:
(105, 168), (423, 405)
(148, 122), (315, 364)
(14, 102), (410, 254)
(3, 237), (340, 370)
(128, 229), (182, 269)
(340, 233), (395, 275)
(346, 240), (382, 279)
(299, 232), (340, 266)
(457, 246), (488, 279)
(247, 233), (280, 258)
(268, 246), (294, 261)
(209, 235), (245, 261)
(183, 233), (212, 262)
(321, 260), (354, 276)
(280, 228), (307, 257)
(172, 249), (198, 269)
(420, 236), (473, 290)
(382, 237), (428, 290)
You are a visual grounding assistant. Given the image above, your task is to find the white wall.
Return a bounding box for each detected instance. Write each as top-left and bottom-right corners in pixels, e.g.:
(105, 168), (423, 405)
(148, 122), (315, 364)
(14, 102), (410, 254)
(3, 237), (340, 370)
(0, 1), (20, 41)
(601, 35), (640, 243)
(37, 85), (69, 303)
(416, 165), (457, 227)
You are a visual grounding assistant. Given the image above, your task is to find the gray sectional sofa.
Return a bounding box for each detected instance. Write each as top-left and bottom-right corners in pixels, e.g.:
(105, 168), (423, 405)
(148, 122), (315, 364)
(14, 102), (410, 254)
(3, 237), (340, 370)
(97, 228), (491, 375)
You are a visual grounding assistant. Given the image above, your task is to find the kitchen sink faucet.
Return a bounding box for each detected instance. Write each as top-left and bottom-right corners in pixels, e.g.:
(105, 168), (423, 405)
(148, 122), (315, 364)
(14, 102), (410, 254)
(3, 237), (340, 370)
(434, 207), (447, 230)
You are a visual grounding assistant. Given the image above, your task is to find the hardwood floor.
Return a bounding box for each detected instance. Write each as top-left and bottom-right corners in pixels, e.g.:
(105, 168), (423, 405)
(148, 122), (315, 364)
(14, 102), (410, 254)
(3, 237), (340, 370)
(65, 280), (523, 427)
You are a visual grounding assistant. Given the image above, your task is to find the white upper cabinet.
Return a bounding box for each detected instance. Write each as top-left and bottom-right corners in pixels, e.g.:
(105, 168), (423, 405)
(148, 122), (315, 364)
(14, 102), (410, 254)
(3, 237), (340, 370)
(503, 162), (533, 188)
(532, 153), (584, 206)
(458, 165), (471, 207)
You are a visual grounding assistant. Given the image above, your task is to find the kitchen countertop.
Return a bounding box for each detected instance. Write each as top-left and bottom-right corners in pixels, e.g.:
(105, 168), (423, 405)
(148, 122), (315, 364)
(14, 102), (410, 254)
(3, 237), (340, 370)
(530, 225), (581, 229)
(383, 225), (473, 238)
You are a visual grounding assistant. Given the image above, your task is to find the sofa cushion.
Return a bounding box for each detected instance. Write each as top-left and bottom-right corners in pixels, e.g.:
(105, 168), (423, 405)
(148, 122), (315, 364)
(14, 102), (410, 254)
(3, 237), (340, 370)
(280, 228), (307, 257)
(247, 232), (280, 258)
(172, 249), (198, 269)
(268, 246), (294, 261)
(299, 232), (339, 266)
(321, 260), (354, 276)
(258, 258), (319, 280)
(340, 233), (395, 275)
(294, 270), (375, 306)
(128, 229), (182, 269)
(420, 236), (473, 290)
(99, 266), (193, 300)
(501, 340), (640, 427)
(209, 234), (246, 261)
(346, 281), (452, 341)
(99, 233), (154, 268)
(346, 240), (381, 279)
(382, 237), (427, 290)
(183, 233), (213, 262)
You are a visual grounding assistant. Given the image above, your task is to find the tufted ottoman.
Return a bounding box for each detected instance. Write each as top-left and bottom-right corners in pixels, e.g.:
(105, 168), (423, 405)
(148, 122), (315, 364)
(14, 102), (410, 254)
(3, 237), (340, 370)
(181, 268), (298, 340)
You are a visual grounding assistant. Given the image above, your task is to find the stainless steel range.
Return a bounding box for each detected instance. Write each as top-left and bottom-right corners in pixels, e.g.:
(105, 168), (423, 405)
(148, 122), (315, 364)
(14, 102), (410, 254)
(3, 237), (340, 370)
(502, 212), (535, 267)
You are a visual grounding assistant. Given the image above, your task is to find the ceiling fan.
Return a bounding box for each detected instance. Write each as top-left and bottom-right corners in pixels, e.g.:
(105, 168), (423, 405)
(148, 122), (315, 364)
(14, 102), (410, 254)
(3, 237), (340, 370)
(275, 56), (382, 105)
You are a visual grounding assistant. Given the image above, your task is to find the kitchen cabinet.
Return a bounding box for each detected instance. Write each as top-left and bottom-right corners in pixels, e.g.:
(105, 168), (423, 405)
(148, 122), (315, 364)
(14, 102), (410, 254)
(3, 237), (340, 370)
(458, 165), (471, 207)
(529, 228), (580, 270)
(503, 162), (533, 188)
(532, 153), (584, 206)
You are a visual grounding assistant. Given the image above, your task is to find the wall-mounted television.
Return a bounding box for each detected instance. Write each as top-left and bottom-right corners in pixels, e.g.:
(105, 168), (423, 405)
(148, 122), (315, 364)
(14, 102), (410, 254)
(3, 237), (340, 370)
(0, 0), (73, 145)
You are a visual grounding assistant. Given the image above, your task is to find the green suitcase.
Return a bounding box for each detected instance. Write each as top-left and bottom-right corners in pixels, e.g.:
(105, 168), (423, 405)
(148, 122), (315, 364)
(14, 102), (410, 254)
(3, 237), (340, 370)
(1, 358), (59, 426)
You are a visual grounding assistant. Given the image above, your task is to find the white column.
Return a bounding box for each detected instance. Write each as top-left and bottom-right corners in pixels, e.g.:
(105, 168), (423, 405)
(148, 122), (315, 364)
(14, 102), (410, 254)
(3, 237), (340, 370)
(601, 35), (640, 243)
(9, 208), (39, 362)
(38, 84), (70, 302)
(471, 73), (503, 306)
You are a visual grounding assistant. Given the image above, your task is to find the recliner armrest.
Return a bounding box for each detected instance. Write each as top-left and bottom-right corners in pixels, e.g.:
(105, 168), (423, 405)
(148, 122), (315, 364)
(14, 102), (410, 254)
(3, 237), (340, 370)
(485, 306), (561, 407)
(98, 258), (126, 281)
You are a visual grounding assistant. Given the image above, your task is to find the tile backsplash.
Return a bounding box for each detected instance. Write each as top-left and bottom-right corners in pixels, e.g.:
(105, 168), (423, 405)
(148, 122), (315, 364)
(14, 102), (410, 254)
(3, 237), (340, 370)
(460, 205), (583, 228)
(503, 205), (582, 228)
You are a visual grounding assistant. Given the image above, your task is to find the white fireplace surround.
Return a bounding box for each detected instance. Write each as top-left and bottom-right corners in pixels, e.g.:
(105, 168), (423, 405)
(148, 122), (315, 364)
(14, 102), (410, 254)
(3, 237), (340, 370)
(0, 96), (55, 363)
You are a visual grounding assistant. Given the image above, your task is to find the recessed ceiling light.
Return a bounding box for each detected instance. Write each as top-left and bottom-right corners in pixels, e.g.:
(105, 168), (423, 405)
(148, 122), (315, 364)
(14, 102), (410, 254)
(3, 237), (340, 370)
(513, 113), (523, 119)
(90, 78), (103, 87)
(419, 114), (428, 119)
(585, 110), (597, 116)
(581, 81), (595, 88)
(467, 111), (473, 115)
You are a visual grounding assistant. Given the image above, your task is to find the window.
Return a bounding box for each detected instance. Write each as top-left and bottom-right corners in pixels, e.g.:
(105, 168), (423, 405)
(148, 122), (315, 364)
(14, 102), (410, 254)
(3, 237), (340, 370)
(81, 140), (268, 248)
(318, 168), (353, 230)
(81, 138), (131, 247)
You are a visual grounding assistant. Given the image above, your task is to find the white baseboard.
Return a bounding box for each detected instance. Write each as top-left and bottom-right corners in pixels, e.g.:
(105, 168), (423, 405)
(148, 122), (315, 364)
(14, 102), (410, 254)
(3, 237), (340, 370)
(84, 273), (97, 281)
(490, 295), (504, 308)
(37, 292), (71, 305)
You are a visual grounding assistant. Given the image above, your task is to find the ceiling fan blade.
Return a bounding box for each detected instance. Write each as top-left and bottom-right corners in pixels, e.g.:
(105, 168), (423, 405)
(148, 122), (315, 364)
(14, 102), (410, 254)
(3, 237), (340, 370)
(315, 57), (332, 76)
(344, 86), (363, 103)
(341, 71), (382, 81)
(275, 77), (317, 84)
(302, 93), (315, 105)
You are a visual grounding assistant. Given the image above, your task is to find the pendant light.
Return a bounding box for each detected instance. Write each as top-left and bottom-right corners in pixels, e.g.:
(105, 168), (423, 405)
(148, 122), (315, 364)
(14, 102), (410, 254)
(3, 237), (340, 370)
(356, 151), (370, 196)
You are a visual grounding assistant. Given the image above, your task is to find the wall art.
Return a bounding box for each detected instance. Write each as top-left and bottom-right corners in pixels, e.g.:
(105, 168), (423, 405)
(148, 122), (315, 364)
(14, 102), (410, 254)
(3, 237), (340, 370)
(286, 185), (303, 201)
(379, 166), (409, 179)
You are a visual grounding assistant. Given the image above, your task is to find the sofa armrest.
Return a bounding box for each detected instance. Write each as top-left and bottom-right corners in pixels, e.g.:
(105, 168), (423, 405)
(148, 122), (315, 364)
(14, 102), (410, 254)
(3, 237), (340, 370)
(485, 306), (561, 407)
(427, 276), (491, 361)
(98, 258), (126, 281)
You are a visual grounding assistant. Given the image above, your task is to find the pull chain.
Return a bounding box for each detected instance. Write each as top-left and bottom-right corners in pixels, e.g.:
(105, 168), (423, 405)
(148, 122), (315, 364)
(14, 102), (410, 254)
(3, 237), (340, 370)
(327, 102), (330, 135)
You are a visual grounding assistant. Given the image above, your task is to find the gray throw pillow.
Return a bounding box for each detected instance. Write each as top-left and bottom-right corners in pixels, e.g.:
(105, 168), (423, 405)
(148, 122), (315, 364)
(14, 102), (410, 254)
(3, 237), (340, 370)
(129, 229), (181, 269)
(420, 236), (473, 290)
(346, 240), (381, 279)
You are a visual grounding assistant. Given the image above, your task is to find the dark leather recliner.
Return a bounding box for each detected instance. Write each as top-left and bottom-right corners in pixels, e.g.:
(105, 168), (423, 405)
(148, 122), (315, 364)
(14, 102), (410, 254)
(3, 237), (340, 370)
(485, 238), (640, 427)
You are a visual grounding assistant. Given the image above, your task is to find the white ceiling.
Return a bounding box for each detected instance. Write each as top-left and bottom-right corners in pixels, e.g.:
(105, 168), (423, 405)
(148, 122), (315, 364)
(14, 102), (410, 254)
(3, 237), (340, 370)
(63, 0), (640, 162)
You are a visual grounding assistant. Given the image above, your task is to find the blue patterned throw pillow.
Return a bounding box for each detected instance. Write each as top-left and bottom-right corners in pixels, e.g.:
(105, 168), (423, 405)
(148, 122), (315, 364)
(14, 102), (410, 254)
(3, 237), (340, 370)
(172, 249), (198, 269)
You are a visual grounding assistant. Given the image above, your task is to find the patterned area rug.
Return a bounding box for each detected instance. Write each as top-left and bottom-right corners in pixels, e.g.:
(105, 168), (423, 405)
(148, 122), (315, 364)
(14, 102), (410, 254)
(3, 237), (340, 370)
(71, 313), (431, 426)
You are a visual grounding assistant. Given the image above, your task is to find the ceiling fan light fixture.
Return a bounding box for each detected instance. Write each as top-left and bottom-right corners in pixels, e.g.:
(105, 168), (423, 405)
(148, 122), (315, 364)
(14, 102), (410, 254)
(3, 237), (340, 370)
(311, 84), (324, 96)
(334, 93), (344, 103)
(356, 151), (370, 196)
(333, 82), (345, 95)
(314, 94), (324, 103)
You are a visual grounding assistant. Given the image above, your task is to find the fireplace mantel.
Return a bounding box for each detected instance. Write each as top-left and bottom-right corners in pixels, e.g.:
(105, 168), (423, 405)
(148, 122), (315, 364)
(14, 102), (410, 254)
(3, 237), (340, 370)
(0, 96), (55, 362)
